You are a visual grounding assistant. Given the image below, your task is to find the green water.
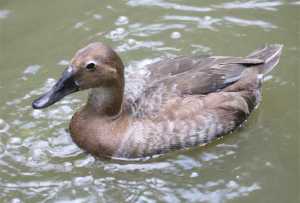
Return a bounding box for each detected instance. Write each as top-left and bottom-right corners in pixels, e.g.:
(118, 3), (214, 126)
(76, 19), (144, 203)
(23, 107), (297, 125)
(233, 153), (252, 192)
(0, 0), (299, 202)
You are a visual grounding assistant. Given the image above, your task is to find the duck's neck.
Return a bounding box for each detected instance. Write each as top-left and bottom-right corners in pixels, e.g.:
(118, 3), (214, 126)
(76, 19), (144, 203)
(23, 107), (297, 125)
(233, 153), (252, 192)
(86, 83), (124, 117)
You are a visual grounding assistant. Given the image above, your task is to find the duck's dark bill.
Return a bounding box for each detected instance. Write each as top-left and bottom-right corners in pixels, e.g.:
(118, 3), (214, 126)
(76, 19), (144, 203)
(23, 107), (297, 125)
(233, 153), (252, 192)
(32, 67), (79, 109)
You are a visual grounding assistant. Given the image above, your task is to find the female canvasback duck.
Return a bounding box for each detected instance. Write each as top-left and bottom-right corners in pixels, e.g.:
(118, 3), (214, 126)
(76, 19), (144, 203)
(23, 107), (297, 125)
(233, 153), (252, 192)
(32, 43), (282, 159)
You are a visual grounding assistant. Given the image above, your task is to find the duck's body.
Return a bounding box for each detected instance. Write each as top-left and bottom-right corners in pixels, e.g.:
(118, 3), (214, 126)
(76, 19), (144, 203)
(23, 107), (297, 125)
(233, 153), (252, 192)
(33, 43), (282, 159)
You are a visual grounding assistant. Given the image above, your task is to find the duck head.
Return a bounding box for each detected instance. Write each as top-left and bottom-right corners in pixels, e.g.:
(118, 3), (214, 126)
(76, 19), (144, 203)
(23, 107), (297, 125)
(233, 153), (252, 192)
(32, 42), (125, 110)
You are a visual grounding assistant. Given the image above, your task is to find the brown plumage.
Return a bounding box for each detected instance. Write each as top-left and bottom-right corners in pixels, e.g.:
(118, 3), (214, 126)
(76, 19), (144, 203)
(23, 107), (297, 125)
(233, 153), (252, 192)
(32, 43), (283, 159)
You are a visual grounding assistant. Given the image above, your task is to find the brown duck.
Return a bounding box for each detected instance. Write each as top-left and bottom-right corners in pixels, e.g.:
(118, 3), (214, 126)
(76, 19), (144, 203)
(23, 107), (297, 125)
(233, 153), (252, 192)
(32, 43), (283, 159)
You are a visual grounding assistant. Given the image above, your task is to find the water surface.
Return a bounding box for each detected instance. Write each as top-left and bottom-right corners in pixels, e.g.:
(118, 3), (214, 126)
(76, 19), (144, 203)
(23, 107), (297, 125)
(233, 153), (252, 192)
(0, 0), (299, 202)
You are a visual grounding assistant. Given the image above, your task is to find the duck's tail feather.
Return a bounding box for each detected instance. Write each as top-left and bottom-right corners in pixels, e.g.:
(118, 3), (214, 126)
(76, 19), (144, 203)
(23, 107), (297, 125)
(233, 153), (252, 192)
(247, 44), (283, 75)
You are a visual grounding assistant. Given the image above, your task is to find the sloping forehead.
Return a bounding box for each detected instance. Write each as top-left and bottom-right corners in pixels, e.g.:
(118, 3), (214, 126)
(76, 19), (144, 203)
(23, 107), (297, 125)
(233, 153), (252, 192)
(71, 43), (112, 66)
(75, 43), (100, 57)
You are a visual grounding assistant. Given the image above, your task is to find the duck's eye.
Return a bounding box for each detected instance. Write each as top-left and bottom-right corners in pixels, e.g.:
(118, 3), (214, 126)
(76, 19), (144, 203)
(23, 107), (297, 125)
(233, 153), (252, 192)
(86, 62), (96, 71)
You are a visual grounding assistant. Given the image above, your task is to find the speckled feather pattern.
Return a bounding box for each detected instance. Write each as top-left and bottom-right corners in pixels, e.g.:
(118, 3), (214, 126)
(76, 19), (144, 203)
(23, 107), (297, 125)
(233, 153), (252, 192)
(116, 82), (259, 158)
(113, 46), (282, 158)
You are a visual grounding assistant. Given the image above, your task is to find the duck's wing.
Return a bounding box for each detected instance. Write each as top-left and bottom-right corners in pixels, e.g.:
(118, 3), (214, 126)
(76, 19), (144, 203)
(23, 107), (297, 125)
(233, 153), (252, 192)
(132, 45), (283, 117)
(146, 56), (264, 95)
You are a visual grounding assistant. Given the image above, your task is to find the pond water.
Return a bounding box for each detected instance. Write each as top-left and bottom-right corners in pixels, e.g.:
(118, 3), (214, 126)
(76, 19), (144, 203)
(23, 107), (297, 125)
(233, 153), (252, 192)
(0, 0), (299, 202)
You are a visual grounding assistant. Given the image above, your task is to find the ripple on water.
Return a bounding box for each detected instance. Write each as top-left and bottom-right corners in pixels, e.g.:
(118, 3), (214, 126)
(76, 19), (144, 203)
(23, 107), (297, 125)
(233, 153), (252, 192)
(29, 147), (48, 163)
(216, 0), (283, 11)
(190, 44), (212, 55)
(163, 15), (221, 30)
(48, 140), (82, 158)
(22, 65), (42, 80)
(0, 9), (11, 19)
(0, 118), (10, 133)
(172, 155), (202, 170)
(10, 198), (21, 203)
(73, 176), (94, 187)
(31, 104), (74, 128)
(224, 16), (277, 30)
(190, 172), (199, 178)
(291, 1), (300, 5)
(116, 39), (164, 52)
(73, 20), (91, 31)
(28, 78), (56, 96)
(106, 27), (127, 41)
(8, 137), (22, 145)
(104, 161), (174, 173)
(115, 16), (129, 26)
(57, 59), (70, 66)
(74, 155), (95, 168)
(6, 78), (56, 106)
(170, 31), (181, 39)
(93, 14), (102, 20)
(129, 23), (186, 37)
(127, 0), (213, 12)
(177, 180), (260, 203)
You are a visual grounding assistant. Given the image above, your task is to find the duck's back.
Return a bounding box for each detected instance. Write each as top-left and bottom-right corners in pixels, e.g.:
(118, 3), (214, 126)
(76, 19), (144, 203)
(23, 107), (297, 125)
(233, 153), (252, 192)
(116, 45), (282, 158)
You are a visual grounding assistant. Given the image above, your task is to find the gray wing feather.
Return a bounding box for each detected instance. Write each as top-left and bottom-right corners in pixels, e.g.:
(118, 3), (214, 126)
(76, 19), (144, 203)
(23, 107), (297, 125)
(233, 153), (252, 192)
(146, 56), (264, 95)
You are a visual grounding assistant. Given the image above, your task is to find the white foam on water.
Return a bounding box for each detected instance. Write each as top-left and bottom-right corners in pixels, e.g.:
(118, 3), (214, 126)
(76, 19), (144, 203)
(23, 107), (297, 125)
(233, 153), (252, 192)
(0, 10), (11, 19)
(0, 118), (10, 133)
(115, 16), (129, 25)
